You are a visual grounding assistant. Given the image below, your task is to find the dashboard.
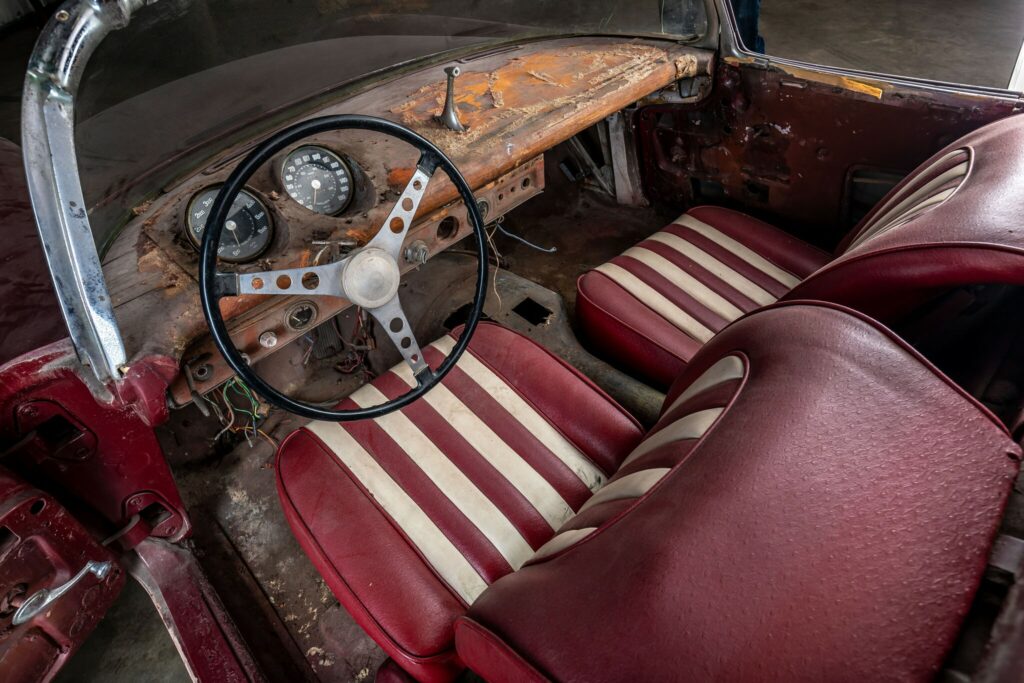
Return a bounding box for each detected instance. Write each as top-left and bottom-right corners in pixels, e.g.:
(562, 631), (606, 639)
(100, 37), (708, 405)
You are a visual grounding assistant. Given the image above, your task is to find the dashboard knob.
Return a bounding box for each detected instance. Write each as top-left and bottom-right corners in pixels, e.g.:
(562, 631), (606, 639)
(259, 331), (279, 349)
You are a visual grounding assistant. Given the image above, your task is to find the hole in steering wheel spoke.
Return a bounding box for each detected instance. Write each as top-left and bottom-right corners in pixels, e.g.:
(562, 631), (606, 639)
(390, 217), (405, 233)
(400, 336), (412, 349)
(389, 318), (403, 333)
(402, 198), (414, 211)
(301, 272), (319, 290)
(276, 275), (292, 290)
(251, 277), (264, 290)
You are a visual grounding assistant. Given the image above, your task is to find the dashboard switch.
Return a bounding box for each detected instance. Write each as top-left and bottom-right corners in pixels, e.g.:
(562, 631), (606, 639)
(258, 331), (279, 349)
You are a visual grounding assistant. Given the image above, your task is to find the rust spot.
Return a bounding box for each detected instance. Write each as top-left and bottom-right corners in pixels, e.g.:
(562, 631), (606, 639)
(387, 167), (414, 188)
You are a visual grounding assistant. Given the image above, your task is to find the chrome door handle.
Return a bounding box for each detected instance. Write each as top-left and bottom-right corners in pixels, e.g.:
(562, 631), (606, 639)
(13, 560), (113, 625)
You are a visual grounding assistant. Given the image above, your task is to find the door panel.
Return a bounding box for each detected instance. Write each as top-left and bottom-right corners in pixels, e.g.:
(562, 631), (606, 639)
(0, 469), (124, 682)
(637, 56), (1022, 250)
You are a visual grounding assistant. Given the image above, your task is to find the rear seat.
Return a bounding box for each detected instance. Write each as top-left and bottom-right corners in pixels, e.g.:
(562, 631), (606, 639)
(578, 115), (1024, 387)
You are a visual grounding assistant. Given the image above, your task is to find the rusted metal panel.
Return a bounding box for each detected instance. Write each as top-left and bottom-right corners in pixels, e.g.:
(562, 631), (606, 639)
(167, 157), (545, 405)
(108, 38), (709, 377)
(637, 57), (1021, 249)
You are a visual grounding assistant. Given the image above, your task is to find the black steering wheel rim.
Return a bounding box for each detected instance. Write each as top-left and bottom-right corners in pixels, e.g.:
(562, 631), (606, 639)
(198, 114), (488, 422)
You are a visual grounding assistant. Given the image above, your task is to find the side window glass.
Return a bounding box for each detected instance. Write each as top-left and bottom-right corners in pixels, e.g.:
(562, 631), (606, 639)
(732, 0), (1024, 90)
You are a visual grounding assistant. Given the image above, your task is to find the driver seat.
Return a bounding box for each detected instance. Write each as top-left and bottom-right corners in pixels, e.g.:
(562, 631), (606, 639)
(276, 306), (1019, 682)
(276, 323), (643, 681)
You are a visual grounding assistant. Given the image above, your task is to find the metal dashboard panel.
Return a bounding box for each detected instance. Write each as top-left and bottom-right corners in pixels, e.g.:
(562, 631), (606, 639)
(106, 38), (708, 370)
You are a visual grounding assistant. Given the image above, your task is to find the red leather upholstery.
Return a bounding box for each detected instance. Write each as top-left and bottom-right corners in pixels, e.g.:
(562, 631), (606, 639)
(792, 117), (1024, 317)
(578, 115), (1024, 387)
(457, 302), (1022, 682)
(275, 323), (642, 682)
(577, 205), (828, 388)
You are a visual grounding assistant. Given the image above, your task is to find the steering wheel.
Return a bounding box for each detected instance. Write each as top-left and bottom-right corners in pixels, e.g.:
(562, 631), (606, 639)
(198, 115), (488, 421)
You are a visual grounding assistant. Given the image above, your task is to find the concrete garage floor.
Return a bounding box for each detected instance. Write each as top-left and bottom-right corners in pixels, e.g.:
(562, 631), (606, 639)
(758, 0), (1024, 88)
(0, 1), (1022, 682)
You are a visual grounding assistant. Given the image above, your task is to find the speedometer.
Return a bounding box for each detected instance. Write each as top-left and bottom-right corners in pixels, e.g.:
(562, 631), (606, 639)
(186, 187), (273, 263)
(281, 146), (353, 215)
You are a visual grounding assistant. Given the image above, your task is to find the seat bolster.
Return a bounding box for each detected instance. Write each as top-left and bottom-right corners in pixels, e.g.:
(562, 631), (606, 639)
(576, 271), (697, 388)
(454, 619), (548, 683)
(275, 429), (465, 683)
(686, 205), (831, 277)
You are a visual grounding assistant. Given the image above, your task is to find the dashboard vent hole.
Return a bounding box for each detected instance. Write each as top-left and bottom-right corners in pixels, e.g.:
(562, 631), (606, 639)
(437, 216), (459, 240)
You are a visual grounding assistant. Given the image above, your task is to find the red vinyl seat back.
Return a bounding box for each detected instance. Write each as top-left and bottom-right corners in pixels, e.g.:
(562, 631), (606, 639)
(455, 302), (1022, 682)
(789, 115), (1024, 318)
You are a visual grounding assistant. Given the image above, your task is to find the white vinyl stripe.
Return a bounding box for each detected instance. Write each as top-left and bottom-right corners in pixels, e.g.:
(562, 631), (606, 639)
(433, 336), (607, 492)
(663, 355), (745, 416)
(595, 263), (714, 343)
(863, 162), (967, 236)
(530, 527), (597, 563)
(861, 150), (966, 230)
(389, 360), (574, 530)
(578, 468), (670, 514)
(352, 385), (535, 569)
(648, 232), (777, 306)
(622, 247), (745, 322)
(305, 422), (488, 603)
(853, 188), (957, 249)
(675, 214), (801, 289)
(622, 407), (723, 467)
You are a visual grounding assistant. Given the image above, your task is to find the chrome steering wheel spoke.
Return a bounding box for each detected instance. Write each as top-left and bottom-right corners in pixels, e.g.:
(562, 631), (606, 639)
(235, 258), (350, 297)
(365, 162), (434, 260)
(367, 296), (430, 379)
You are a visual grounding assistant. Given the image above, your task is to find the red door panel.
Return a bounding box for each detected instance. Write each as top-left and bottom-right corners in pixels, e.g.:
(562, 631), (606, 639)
(0, 468), (124, 682)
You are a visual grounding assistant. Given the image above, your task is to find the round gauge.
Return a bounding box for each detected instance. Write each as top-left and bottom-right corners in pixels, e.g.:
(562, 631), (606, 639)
(281, 146), (353, 215)
(186, 187), (273, 263)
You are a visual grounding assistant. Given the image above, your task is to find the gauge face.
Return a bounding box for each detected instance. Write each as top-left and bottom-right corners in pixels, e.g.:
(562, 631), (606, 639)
(186, 187), (273, 263)
(281, 146), (353, 215)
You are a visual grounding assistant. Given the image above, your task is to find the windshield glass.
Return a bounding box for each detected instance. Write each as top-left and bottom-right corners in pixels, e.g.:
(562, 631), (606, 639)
(67, 0), (706, 250)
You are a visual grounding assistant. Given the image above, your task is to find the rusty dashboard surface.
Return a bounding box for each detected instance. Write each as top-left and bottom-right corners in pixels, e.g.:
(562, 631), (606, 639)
(104, 37), (707, 390)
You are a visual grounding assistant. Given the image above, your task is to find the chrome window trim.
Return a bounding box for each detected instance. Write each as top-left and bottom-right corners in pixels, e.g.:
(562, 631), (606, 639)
(21, 0), (155, 383)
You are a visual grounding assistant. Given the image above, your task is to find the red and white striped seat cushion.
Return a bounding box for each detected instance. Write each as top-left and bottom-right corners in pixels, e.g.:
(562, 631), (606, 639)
(275, 323), (642, 682)
(577, 205), (829, 387)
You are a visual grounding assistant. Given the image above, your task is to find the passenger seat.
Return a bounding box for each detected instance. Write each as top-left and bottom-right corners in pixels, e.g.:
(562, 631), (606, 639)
(578, 115), (1024, 387)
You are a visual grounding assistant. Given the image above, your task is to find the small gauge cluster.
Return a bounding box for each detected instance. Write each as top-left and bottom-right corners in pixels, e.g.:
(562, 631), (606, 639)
(184, 145), (356, 264)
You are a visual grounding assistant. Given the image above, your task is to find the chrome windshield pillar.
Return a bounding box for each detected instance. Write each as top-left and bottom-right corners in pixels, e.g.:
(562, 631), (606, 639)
(21, 0), (154, 383)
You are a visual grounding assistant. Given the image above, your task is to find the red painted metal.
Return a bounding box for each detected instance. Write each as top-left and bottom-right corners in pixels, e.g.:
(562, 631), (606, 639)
(0, 467), (125, 682)
(0, 341), (190, 543)
(129, 539), (266, 682)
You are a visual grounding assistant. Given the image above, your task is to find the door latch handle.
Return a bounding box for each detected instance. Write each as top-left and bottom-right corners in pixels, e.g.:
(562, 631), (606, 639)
(12, 560), (113, 625)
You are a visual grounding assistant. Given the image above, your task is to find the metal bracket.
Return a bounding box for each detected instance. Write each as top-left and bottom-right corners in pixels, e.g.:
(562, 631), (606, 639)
(21, 0), (156, 383)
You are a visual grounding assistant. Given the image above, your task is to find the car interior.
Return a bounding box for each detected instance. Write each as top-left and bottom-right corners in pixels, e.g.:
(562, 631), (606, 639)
(2, 1), (1024, 681)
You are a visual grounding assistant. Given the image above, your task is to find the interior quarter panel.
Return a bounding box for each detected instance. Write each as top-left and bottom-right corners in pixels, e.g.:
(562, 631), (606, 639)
(636, 57), (1023, 250)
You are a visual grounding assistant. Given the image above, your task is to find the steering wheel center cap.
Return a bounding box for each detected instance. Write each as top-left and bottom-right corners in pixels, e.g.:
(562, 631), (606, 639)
(341, 247), (401, 309)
